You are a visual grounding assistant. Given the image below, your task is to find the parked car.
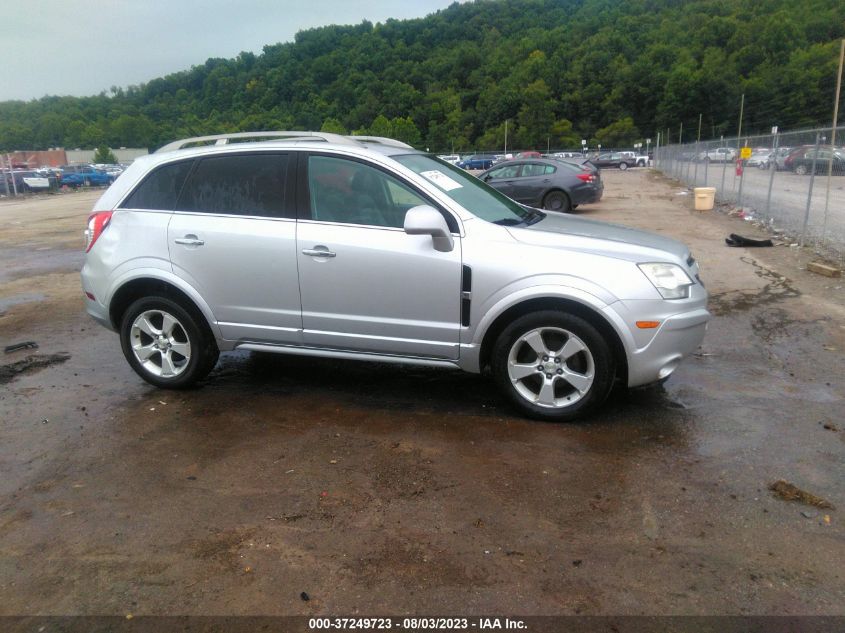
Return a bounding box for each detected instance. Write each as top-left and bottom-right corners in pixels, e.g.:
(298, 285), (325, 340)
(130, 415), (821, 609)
(515, 151), (542, 159)
(437, 155), (461, 165)
(457, 155), (495, 170)
(746, 149), (772, 168)
(478, 158), (602, 212)
(61, 168), (114, 188)
(82, 131), (709, 422)
(553, 151), (585, 159)
(784, 145), (845, 175)
(592, 153), (636, 170)
(696, 147), (736, 163)
(762, 146), (793, 170)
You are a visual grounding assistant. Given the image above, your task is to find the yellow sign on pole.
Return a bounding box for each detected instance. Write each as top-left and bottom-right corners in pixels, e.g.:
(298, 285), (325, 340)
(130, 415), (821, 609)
(740, 147), (752, 160)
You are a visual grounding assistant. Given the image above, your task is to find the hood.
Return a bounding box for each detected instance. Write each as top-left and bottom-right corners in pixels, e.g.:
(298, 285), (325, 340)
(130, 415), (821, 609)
(508, 212), (690, 263)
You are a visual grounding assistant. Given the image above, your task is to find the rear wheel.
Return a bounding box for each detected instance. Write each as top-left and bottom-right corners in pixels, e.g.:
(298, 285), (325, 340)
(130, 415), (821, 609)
(491, 311), (615, 422)
(542, 190), (571, 212)
(120, 296), (218, 389)
(794, 164), (808, 176)
(619, 162), (628, 170)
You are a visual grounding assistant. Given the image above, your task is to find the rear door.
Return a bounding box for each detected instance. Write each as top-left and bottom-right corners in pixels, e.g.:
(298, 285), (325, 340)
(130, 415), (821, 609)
(168, 152), (302, 344)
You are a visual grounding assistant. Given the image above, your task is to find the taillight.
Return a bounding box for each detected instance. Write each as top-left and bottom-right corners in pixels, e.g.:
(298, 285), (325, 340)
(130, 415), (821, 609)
(576, 173), (595, 183)
(85, 211), (113, 252)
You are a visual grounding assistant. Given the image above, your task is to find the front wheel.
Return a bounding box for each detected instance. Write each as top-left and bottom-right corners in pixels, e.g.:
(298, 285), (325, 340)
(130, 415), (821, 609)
(120, 296), (219, 389)
(542, 190), (571, 212)
(491, 311), (615, 421)
(794, 164), (808, 176)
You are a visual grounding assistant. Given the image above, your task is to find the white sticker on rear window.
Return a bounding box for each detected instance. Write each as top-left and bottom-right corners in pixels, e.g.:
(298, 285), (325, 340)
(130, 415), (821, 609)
(420, 170), (462, 191)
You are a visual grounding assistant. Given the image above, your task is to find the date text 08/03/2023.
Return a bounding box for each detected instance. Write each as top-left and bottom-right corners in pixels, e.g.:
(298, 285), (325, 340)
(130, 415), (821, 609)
(308, 617), (527, 630)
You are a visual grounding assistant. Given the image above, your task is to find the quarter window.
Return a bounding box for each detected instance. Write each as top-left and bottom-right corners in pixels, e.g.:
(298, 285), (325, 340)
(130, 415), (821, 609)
(307, 155), (428, 229)
(176, 154), (288, 217)
(121, 160), (193, 210)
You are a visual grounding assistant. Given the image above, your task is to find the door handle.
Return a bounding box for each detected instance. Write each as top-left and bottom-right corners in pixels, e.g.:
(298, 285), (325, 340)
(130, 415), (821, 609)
(302, 247), (336, 258)
(175, 235), (204, 246)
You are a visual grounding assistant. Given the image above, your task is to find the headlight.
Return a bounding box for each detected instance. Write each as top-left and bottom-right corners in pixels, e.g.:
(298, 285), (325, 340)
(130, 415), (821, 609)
(638, 262), (694, 299)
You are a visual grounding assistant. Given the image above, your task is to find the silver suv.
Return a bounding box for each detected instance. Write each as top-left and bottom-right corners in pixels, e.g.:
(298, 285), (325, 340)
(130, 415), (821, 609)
(82, 131), (709, 421)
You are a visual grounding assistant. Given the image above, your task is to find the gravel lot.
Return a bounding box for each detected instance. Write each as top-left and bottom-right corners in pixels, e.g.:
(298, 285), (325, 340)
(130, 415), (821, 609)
(1, 172), (844, 618)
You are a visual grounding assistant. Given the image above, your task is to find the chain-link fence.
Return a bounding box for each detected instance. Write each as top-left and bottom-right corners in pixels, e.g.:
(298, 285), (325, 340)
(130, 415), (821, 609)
(654, 126), (845, 262)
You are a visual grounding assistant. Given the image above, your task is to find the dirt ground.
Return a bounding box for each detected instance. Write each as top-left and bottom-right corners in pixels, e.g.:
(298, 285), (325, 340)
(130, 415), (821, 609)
(0, 174), (843, 617)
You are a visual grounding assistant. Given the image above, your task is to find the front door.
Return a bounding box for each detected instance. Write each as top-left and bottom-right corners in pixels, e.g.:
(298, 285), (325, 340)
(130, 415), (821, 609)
(296, 154), (462, 359)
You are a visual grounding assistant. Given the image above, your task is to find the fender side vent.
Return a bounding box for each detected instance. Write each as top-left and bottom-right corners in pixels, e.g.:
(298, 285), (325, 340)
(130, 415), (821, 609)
(461, 265), (472, 326)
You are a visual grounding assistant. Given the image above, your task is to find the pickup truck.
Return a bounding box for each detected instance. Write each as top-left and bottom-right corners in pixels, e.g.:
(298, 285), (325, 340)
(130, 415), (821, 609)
(60, 168), (114, 188)
(696, 147), (737, 163)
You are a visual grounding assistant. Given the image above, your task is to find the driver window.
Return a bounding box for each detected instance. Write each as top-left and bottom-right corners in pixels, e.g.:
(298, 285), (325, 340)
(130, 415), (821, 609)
(308, 156), (428, 228)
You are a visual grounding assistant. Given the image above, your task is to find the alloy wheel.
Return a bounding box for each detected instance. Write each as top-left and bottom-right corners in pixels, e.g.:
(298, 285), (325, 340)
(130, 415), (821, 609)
(129, 309), (192, 377)
(506, 326), (595, 409)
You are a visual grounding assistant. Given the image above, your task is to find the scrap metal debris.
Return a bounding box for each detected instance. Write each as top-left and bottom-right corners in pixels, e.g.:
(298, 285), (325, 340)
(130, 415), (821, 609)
(4, 341), (38, 353)
(769, 480), (833, 509)
(725, 233), (773, 248)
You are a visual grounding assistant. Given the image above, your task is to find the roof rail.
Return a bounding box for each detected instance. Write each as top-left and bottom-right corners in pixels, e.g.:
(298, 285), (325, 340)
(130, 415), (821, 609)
(346, 136), (414, 149)
(155, 131), (356, 153)
(156, 131), (414, 154)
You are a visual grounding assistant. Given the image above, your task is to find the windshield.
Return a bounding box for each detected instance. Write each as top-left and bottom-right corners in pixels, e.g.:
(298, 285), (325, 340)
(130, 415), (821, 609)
(394, 154), (537, 225)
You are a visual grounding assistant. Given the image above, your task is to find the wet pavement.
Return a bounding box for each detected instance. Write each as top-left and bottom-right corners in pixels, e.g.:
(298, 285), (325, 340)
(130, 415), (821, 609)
(0, 177), (843, 616)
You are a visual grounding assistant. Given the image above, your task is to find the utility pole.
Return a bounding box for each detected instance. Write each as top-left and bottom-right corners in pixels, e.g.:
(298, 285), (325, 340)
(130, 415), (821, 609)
(678, 122), (683, 144)
(504, 119), (508, 156)
(822, 38), (845, 245)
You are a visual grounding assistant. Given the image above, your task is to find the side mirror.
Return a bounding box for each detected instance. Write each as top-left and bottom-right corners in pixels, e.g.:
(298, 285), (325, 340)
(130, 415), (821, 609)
(483, 175), (493, 182)
(404, 205), (454, 253)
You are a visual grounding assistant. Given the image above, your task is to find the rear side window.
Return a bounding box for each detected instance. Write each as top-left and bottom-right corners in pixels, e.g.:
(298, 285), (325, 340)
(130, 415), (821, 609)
(121, 160), (193, 210)
(177, 153), (288, 217)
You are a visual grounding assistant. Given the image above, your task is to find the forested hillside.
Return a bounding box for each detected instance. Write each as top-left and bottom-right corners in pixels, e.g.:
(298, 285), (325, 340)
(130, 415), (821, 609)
(2, 0), (843, 152)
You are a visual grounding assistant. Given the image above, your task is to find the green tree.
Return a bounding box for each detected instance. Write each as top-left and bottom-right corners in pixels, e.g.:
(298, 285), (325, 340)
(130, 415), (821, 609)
(320, 118), (347, 134)
(93, 145), (118, 164)
(595, 117), (641, 148)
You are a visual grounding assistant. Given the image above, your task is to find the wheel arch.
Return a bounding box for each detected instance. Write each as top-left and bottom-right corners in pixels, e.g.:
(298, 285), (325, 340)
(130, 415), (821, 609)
(541, 188), (571, 209)
(477, 296), (628, 385)
(108, 277), (217, 341)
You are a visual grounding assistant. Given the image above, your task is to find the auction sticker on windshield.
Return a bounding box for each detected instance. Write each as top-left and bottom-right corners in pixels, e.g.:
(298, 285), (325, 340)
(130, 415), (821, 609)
(421, 170), (462, 191)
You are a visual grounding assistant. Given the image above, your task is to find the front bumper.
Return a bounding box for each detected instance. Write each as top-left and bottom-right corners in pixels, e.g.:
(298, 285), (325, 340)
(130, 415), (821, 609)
(604, 299), (710, 388)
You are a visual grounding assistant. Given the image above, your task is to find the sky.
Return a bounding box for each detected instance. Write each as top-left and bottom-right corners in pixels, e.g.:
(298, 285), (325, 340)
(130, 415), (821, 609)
(0, 0), (461, 102)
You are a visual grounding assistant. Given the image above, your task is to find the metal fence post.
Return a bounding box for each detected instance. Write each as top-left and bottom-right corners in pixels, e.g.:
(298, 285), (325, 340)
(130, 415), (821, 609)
(719, 136), (727, 200)
(764, 133), (779, 220)
(737, 141), (746, 208)
(800, 132), (821, 247)
(693, 141), (700, 185)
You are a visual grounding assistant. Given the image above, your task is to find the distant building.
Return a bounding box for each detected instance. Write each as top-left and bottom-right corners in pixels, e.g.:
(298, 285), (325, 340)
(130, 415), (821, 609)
(3, 148), (149, 168)
(6, 149), (68, 168)
(66, 148), (149, 164)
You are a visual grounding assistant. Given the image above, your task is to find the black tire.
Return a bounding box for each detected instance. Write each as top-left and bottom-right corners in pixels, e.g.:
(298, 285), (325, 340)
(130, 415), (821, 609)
(619, 162), (628, 170)
(119, 296), (219, 389)
(794, 164), (808, 175)
(491, 310), (615, 422)
(542, 190), (571, 212)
